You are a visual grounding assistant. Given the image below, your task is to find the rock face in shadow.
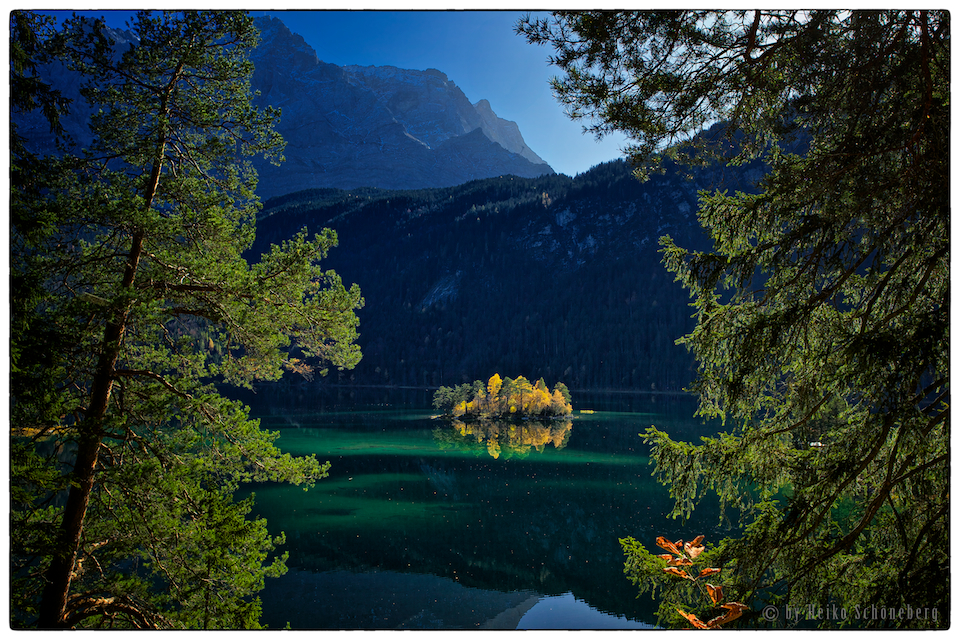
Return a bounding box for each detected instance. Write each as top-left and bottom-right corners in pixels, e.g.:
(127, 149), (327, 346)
(14, 14), (555, 201)
(249, 15), (554, 198)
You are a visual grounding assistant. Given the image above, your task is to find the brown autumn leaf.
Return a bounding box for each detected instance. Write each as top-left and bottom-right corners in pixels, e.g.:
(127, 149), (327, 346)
(698, 567), (722, 578)
(705, 610), (736, 628)
(705, 583), (724, 605)
(663, 566), (693, 580)
(685, 540), (706, 559)
(676, 608), (709, 629)
(705, 602), (748, 629)
(656, 536), (682, 556)
(667, 556), (693, 566)
(690, 535), (705, 546)
(657, 554), (675, 561)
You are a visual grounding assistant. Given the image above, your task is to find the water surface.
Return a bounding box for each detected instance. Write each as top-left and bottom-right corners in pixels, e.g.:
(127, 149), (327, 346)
(237, 387), (725, 629)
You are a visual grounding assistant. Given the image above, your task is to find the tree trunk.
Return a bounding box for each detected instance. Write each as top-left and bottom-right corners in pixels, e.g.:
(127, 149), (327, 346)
(35, 57), (179, 625)
(36, 232), (145, 628)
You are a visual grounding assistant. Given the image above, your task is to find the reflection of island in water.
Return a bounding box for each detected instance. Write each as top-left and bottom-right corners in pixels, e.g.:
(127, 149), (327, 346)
(434, 419), (573, 459)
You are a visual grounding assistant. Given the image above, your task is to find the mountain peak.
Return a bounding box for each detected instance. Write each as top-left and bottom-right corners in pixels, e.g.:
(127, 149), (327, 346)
(16, 14), (554, 201)
(248, 14), (552, 196)
(252, 14), (320, 73)
(424, 68), (449, 81)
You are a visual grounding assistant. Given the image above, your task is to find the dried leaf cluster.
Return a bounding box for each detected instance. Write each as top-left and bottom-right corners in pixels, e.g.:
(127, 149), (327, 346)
(656, 535), (747, 629)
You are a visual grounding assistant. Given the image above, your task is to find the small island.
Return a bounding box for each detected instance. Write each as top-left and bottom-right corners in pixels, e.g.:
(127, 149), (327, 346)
(433, 374), (573, 418)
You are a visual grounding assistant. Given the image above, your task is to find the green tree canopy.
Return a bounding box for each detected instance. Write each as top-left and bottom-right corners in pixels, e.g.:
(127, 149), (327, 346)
(519, 10), (948, 628)
(11, 11), (362, 628)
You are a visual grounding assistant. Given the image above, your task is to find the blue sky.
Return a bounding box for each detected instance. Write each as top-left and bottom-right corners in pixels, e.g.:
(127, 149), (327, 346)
(91, 9), (630, 177)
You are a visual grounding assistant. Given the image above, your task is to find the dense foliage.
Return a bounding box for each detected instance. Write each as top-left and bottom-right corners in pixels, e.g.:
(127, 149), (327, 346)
(253, 158), (717, 393)
(10, 11), (362, 628)
(433, 374), (573, 418)
(520, 10), (949, 628)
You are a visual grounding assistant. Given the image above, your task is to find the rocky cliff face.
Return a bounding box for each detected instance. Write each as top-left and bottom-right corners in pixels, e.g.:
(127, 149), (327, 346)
(15, 14), (555, 201)
(249, 15), (554, 198)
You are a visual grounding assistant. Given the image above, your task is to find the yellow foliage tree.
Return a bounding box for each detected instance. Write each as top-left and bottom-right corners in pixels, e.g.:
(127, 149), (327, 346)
(487, 373), (503, 398)
(433, 374), (572, 418)
(550, 389), (572, 415)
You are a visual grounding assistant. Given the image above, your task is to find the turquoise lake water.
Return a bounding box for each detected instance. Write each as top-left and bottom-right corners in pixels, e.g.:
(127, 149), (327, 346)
(236, 387), (727, 629)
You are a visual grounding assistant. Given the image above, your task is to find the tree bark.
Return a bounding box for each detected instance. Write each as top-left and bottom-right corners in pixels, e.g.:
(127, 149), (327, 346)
(37, 233), (145, 628)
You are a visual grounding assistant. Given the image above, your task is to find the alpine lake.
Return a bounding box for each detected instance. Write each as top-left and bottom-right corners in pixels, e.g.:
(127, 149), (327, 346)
(233, 385), (729, 630)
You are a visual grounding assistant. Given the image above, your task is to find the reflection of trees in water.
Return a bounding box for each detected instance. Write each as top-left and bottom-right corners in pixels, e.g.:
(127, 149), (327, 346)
(433, 419), (573, 459)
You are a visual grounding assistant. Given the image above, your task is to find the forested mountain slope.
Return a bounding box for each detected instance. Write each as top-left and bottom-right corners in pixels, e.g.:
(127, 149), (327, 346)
(252, 157), (753, 391)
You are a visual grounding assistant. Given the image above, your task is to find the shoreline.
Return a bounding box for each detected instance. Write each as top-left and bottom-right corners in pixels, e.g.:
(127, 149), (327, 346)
(254, 381), (694, 397)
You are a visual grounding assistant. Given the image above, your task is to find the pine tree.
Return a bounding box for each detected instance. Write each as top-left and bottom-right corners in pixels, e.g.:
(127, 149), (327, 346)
(11, 11), (362, 628)
(520, 10), (949, 626)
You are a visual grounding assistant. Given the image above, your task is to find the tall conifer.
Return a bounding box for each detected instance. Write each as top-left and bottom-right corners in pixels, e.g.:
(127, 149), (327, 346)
(11, 11), (362, 628)
(520, 10), (949, 626)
